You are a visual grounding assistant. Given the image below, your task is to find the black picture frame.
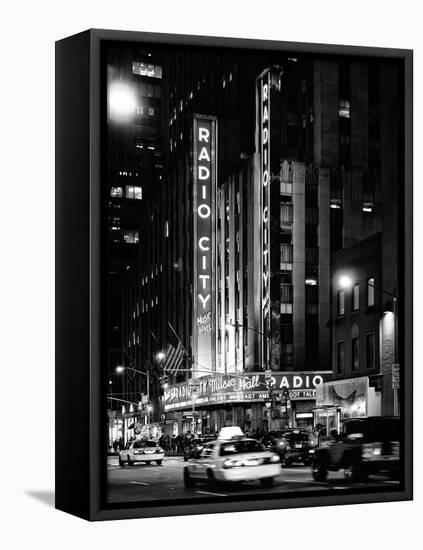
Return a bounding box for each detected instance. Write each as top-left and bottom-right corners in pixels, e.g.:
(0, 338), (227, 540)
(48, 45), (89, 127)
(55, 28), (413, 521)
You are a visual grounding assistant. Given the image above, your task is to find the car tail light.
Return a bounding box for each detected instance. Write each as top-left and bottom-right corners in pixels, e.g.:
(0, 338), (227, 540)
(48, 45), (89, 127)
(156, 448), (163, 453)
(362, 442), (382, 459)
(270, 455), (280, 463)
(223, 459), (244, 469)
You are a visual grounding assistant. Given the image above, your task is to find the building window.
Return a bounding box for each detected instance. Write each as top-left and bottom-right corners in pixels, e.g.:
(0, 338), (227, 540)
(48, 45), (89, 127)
(339, 99), (351, 118)
(351, 337), (359, 371)
(337, 290), (345, 316)
(330, 198), (342, 209)
(123, 230), (139, 244)
(280, 303), (293, 314)
(366, 333), (375, 369)
(132, 62), (162, 79)
(110, 186), (123, 198)
(148, 107), (155, 116)
(352, 283), (359, 311)
(280, 244), (293, 263)
(367, 277), (375, 306)
(337, 342), (345, 373)
(125, 186), (142, 200)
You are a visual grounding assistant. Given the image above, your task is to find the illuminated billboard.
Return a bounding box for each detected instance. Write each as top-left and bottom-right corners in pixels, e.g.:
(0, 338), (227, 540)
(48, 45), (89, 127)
(192, 115), (217, 376)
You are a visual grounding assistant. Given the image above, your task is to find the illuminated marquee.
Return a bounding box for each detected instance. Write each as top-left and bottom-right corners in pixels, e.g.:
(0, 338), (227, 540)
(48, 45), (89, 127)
(193, 116), (217, 375)
(164, 371), (332, 410)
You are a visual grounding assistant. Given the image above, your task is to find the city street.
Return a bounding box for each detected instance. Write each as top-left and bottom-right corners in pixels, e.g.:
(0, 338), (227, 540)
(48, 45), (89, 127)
(107, 455), (399, 503)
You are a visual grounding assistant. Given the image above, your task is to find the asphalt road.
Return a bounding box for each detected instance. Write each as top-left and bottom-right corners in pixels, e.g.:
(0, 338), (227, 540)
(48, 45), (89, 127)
(107, 456), (399, 503)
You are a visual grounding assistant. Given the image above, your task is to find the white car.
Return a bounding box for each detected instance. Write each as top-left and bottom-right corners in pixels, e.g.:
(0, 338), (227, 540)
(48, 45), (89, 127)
(183, 438), (280, 489)
(119, 439), (164, 466)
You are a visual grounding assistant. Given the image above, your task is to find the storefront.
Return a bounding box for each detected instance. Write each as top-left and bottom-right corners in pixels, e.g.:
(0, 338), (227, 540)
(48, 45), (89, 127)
(163, 371), (332, 435)
(315, 376), (382, 432)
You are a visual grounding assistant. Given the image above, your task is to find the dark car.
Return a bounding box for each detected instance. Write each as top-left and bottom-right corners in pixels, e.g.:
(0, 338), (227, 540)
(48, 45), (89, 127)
(261, 429), (313, 466)
(311, 416), (400, 482)
(183, 436), (216, 461)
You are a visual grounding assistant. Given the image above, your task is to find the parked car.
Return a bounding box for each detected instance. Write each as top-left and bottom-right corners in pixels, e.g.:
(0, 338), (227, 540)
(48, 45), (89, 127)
(183, 435), (216, 461)
(119, 439), (164, 466)
(183, 438), (280, 489)
(261, 429), (313, 466)
(311, 416), (400, 482)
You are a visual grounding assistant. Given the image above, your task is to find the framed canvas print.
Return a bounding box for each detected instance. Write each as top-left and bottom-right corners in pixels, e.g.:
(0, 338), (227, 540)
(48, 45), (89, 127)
(55, 29), (413, 521)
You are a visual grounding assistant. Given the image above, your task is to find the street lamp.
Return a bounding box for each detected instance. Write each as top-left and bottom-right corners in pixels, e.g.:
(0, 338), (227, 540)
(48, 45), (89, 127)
(108, 82), (137, 119)
(156, 351), (166, 361)
(338, 274), (353, 290)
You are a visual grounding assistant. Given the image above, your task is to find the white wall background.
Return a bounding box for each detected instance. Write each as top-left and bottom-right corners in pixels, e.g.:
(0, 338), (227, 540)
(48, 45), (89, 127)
(0, 0), (420, 547)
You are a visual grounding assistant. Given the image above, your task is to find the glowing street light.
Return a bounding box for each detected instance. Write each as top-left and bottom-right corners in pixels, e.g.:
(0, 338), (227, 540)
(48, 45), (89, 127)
(156, 351), (165, 361)
(108, 82), (137, 118)
(115, 365), (125, 373)
(338, 274), (353, 289)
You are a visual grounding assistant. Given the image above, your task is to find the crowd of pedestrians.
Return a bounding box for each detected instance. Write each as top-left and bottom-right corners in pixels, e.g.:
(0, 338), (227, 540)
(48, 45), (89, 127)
(158, 433), (196, 455)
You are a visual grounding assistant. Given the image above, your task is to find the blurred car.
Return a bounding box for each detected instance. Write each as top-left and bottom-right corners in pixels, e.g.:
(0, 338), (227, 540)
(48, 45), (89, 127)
(261, 429), (313, 466)
(183, 437), (280, 489)
(183, 435), (216, 461)
(311, 416), (400, 482)
(119, 439), (164, 466)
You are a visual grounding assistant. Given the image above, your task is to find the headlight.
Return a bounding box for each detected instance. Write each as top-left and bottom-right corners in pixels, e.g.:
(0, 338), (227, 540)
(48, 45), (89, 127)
(223, 459), (244, 469)
(270, 455), (280, 463)
(134, 450), (144, 455)
(156, 448), (163, 453)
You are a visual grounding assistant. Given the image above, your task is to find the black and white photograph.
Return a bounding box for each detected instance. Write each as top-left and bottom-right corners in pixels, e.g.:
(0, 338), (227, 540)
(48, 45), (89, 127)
(4, 0), (422, 545)
(102, 39), (409, 507)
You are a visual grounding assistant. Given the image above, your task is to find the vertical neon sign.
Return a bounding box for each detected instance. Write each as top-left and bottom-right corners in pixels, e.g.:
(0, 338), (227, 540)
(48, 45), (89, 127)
(193, 115), (217, 377)
(261, 73), (271, 368)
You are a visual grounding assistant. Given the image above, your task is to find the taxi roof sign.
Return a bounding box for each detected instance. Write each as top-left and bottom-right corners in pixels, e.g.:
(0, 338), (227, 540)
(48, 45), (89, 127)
(217, 426), (245, 440)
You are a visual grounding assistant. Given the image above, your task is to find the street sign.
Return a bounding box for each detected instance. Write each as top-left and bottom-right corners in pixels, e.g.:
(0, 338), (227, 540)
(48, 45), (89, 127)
(183, 412), (199, 419)
(392, 363), (400, 389)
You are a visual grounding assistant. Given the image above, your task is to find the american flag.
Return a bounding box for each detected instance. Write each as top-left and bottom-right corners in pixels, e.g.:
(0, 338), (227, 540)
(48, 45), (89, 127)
(162, 323), (185, 375)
